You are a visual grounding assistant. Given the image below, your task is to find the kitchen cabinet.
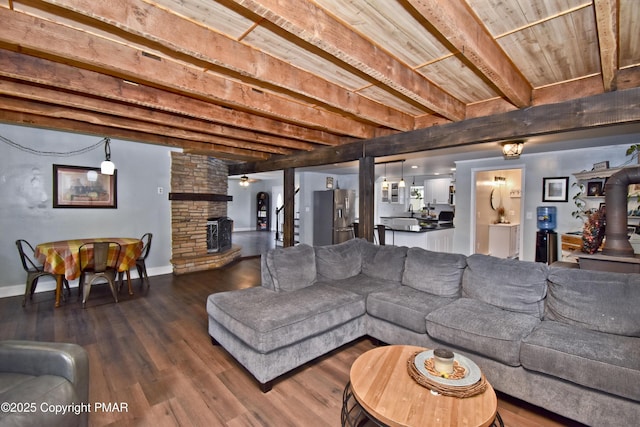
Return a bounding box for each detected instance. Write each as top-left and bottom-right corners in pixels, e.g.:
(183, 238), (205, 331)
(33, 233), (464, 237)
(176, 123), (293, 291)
(381, 182), (404, 203)
(425, 228), (454, 252)
(489, 223), (519, 258)
(385, 228), (454, 252)
(424, 178), (451, 204)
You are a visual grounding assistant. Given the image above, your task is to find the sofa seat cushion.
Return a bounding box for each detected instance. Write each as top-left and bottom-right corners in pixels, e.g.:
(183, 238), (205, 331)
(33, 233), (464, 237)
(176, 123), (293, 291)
(207, 284), (365, 353)
(402, 247), (466, 297)
(426, 298), (540, 366)
(462, 254), (548, 318)
(322, 273), (399, 296)
(315, 238), (363, 281)
(546, 266), (640, 337)
(368, 286), (457, 334)
(521, 321), (640, 402)
(360, 243), (407, 283)
(265, 244), (317, 291)
(0, 373), (80, 426)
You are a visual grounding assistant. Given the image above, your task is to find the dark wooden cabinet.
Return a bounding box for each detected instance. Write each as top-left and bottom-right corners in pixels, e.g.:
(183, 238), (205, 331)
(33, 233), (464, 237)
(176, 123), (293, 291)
(257, 192), (270, 230)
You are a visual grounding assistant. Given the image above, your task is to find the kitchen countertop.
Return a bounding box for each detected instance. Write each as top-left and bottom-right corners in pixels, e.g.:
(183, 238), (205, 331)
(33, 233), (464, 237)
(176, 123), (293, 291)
(388, 224), (454, 233)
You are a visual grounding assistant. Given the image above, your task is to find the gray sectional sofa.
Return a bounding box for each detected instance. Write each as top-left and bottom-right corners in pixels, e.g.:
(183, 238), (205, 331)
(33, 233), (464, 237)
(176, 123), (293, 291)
(207, 238), (640, 426)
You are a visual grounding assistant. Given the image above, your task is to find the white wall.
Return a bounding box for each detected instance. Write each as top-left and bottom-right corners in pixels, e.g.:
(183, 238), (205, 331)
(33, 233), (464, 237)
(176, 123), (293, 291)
(227, 178), (286, 231)
(454, 138), (636, 261)
(296, 171), (359, 245)
(0, 123), (177, 296)
(227, 171), (360, 243)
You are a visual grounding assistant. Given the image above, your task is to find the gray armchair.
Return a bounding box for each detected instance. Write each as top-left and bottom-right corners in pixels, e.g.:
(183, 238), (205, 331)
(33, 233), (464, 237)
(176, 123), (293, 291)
(0, 340), (89, 427)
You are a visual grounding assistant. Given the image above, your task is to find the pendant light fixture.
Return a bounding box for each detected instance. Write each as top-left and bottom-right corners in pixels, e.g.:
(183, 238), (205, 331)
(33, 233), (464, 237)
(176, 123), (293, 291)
(100, 137), (115, 175)
(239, 175), (250, 187)
(382, 164), (389, 190)
(398, 160), (406, 188)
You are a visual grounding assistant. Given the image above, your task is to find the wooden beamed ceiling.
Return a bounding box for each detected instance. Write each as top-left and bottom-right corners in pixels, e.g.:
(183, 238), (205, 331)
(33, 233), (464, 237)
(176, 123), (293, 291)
(0, 0), (638, 169)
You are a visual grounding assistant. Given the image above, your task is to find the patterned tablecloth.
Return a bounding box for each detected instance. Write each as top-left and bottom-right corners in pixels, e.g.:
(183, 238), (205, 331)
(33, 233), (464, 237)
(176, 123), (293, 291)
(35, 237), (143, 281)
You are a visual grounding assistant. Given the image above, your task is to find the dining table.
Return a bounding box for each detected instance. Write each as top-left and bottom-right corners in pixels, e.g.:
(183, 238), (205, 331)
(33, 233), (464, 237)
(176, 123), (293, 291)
(34, 237), (143, 307)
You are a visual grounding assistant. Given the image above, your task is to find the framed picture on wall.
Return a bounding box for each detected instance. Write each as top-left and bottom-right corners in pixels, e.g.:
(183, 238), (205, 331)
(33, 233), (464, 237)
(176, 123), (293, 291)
(542, 177), (569, 202)
(53, 164), (117, 208)
(587, 181), (603, 197)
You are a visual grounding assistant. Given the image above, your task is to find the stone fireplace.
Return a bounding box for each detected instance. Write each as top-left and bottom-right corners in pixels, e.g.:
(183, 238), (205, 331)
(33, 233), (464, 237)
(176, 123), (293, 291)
(170, 152), (240, 274)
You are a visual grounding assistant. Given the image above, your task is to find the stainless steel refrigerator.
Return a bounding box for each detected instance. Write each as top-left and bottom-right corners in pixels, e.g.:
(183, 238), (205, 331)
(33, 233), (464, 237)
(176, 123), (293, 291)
(313, 189), (356, 246)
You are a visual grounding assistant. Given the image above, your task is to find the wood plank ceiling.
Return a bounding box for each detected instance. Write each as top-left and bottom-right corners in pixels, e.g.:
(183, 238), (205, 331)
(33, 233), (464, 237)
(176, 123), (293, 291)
(0, 0), (639, 170)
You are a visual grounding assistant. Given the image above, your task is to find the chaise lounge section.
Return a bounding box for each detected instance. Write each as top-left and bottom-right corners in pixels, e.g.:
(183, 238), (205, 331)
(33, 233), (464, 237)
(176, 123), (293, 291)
(206, 238), (640, 426)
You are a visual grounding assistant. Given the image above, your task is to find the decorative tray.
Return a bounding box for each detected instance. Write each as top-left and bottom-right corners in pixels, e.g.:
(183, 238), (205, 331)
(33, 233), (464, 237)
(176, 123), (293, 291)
(413, 350), (481, 387)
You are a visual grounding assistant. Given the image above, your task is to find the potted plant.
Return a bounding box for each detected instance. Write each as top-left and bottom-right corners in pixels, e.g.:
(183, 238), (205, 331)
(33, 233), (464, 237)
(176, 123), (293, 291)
(571, 182), (588, 220)
(582, 208), (606, 254)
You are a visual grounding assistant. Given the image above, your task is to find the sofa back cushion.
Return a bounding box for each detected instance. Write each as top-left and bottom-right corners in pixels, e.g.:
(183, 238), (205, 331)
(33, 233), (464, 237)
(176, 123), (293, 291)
(402, 247), (466, 297)
(265, 244), (317, 291)
(361, 242), (407, 283)
(261, 254), (276, 290)
(315, 238), (363, 281)
(462, 254), (548, 318)
(546, 266), (640, 337)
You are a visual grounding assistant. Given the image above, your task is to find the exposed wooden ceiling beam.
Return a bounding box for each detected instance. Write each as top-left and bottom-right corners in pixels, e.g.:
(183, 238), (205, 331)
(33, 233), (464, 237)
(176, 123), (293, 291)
(0, 110), (270, 161)
(228, 0), (466, 121)
(2, 97), (290, 156)
(0, 7), (381, 139)
(593, 0), (618, 91)
(405, 0), (532, 108)
(39, 0), (415, 132)
(229, 87), (640, 174)
(0, 50), (347, 147)
(0, 78), (317, 153)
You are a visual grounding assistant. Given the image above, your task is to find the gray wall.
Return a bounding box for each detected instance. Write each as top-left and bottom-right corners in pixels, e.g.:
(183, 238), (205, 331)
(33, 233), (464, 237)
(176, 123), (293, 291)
(0, 123), (177, 297)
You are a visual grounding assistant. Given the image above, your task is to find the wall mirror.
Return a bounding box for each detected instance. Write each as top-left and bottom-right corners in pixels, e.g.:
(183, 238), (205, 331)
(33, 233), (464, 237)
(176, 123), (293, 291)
(490, 188), (502, 210)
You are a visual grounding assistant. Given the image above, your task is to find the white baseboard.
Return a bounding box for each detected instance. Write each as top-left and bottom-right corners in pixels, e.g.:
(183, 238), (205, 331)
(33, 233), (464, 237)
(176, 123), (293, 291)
(0, 265), (174, 299)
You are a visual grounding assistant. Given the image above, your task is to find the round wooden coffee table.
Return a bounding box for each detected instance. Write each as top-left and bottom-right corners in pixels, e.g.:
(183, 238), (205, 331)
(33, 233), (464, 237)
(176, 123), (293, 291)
(341, 345), (502, 427)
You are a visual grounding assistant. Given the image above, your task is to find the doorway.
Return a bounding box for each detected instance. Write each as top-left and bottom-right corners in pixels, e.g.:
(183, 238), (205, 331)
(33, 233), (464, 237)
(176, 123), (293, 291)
(473, 168), (524, 257)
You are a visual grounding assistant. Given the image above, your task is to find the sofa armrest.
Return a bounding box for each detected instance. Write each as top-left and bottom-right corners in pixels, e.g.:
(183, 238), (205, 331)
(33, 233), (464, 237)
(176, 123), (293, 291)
(0, 340), (89, 404)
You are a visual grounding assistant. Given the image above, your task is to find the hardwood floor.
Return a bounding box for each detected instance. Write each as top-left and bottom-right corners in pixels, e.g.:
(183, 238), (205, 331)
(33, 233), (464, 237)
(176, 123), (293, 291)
(233, 230), (277, 258)
(1, 258), (586, 427)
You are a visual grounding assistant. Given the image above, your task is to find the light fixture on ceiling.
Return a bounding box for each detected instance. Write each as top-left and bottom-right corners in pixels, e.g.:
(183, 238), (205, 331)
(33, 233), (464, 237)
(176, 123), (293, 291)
(398, 160), (406, 187)
(502, 141), (524, 159)
(100, 137), (115, 175)
(239, 175), (250, 187)
(382, 164), (389, 190)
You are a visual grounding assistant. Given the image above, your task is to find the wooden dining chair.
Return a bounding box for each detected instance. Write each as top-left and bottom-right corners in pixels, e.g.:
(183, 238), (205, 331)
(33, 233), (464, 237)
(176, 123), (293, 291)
(16, 239), (70, 307)
(78, 241), (121, 308)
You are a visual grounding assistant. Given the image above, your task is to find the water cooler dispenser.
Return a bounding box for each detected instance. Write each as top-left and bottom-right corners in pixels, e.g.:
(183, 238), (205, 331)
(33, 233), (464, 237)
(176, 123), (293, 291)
(535, 206), (558, 264)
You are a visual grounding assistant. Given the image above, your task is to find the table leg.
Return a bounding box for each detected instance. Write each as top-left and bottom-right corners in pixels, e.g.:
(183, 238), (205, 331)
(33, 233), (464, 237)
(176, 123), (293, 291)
(492, 412), (504, 427)
(341, 381), (384, 427)
(126, 270), (134, 295)
(54, 274), (63, 308)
